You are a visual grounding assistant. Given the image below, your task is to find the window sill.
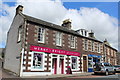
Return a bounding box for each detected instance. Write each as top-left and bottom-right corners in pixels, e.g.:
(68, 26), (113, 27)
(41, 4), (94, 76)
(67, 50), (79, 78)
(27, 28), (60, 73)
(31, 68), (44, 71)
(38, 41), (45, 44)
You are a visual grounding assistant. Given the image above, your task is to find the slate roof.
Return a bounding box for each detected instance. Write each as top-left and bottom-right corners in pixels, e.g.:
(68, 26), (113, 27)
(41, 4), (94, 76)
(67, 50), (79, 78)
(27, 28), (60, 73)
(20, 13), (118, 51)
(21, 13), (103, 43)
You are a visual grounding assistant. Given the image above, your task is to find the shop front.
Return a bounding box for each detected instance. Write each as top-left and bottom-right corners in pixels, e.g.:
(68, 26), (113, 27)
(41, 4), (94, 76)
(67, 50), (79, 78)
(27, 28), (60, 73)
(22, 45), (81, 76)
(88, 54), (101, 72)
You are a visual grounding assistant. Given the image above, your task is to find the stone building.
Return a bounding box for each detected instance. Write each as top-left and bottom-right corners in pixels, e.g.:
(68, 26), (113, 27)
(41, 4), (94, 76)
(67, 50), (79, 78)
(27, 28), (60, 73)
(4, 5), (117, 77)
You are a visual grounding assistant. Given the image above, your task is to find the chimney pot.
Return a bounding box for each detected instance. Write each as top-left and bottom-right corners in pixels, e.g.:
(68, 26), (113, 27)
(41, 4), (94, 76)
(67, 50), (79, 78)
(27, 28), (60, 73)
(16, 5), (23, 15)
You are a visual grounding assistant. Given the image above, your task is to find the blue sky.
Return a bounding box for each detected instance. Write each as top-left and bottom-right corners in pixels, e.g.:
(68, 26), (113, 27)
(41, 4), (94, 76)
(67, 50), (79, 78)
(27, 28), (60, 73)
(63, 2), (118, 18)
(0, 2), (118, 47)
(3, 2), (118, 18)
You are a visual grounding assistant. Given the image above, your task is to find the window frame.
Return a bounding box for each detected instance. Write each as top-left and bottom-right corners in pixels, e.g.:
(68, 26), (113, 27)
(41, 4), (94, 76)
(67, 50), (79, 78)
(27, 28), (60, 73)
(91, 41), (94, 52)
(17, 26), (22, 43)
(31, 52), (45, 71)
(56, 31), (62, 46)
(70, 36), (76, 48)
(38, 26), (45, 43)
(70, 56), (79, 71)
(84, 39), (88, 50)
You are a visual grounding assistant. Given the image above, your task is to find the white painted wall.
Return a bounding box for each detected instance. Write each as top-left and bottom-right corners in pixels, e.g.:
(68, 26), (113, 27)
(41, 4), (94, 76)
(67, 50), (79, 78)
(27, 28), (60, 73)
(4, 14), (24, 75)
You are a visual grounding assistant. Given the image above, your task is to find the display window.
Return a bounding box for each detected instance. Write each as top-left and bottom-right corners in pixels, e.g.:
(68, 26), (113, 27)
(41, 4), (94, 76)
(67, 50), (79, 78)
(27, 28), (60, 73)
(71, 57), (78, 69)
(88, 57), (93, 68)
(31, 52), (45, 71)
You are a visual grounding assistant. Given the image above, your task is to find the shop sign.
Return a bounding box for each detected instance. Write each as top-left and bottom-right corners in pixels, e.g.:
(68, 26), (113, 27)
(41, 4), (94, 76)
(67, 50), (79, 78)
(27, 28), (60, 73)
(88, 54), (101, 58)
(30, 45), (80, 56)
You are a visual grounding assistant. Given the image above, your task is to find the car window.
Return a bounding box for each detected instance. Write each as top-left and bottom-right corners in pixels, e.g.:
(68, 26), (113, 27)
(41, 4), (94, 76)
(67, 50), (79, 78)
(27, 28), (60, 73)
(104, 63), (110, 67)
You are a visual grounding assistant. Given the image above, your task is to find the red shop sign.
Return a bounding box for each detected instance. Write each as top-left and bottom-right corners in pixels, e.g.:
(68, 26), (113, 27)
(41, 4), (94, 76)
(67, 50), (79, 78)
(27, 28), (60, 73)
(30, 45), (80, 56)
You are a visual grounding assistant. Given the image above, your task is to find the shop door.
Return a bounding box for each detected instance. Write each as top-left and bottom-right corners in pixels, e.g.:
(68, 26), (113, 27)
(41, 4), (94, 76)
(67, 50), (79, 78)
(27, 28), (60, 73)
(60, 59), (64, 74)
(83, 56), (87, 72)
(52, 58), (57, 74)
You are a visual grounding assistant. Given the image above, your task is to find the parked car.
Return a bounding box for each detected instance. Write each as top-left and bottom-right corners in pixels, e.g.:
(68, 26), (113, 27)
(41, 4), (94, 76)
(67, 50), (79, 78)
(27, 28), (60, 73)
(93, 62), (116, 75)
(114, 65), (120, 72)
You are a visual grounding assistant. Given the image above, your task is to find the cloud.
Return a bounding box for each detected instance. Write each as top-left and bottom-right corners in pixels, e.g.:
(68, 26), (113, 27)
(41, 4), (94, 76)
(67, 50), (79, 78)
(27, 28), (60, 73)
(1, 0), (118, 50)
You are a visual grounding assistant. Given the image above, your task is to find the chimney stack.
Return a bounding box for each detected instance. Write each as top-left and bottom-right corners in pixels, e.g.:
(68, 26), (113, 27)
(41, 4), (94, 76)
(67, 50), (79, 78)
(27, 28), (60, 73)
(62, 19), (72, 29)
(16, 5), (23, 15)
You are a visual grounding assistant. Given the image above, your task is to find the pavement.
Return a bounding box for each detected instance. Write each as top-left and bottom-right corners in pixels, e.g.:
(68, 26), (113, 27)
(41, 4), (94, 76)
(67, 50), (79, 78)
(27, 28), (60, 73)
(22, 72), (93, 78)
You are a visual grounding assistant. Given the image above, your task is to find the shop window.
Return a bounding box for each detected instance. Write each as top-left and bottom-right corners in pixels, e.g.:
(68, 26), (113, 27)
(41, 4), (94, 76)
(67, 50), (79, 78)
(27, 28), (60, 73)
(56, 32), (62, 46)
(71, 57), (78, 69)
(88, 57), (93, 68)
(70, 36), (75, 48)
(38, 27), (45, 43)
(31, 52), (44, 70)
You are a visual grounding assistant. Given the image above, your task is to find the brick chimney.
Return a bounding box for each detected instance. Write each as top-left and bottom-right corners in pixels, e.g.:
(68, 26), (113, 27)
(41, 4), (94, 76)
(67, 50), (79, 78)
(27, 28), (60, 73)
(16, 5), (23, 15)
(62, 19), (72, 29)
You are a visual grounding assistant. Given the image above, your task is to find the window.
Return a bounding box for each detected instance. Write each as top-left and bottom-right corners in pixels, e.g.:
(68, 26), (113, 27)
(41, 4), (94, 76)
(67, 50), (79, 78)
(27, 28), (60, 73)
(31, 52), (44, 70)
(56, 32), (62, 46)
(17, 26), (22, 42)
(84, 39), (88, 50)
(88, 57), (93, 68)
(38, 27), (45, 43)
(98, 43), (101, 52)
(91, 41), (94, 51)
(70, 36), (75, 48)
(71, 57), (78, 69)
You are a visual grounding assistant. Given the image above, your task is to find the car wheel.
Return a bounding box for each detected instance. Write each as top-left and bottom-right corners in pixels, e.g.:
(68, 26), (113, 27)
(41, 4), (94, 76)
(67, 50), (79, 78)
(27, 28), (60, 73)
(113, 71), (116, 75)
(105, 71), (109, 76)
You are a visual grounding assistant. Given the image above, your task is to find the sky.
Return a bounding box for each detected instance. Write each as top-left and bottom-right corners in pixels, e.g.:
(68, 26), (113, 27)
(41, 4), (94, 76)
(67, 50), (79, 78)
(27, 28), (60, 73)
(0, 0), (119, 51)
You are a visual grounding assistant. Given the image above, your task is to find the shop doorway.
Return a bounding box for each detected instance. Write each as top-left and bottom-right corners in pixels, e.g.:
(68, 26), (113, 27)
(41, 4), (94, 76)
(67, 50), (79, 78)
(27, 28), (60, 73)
(59, 56), (64, 74)
(52, 55), (64, 74)
(83, 56), (87, 72)
(52, 58), (57, 74)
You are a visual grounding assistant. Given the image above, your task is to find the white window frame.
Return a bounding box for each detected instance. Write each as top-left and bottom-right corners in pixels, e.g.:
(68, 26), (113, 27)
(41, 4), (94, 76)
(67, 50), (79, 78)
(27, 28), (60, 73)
(91, 41), (94, 52)
(84, 39), (88, 50)
(98, 43), (101, 53)
(38, 26), (45, 43)
(31, 52), (45, 71)
(70, 56), (79, 71)
(70, 36), (75, 48)
(17, 26), (22, 42)
(56, 32), (62, 46)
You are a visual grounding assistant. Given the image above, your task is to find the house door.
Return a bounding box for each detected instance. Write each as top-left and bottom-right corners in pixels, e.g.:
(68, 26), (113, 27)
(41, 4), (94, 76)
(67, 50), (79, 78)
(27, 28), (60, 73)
(83, 56), (87, 72)
(60, 58), (64, 74)
(52, 58), (57, 74)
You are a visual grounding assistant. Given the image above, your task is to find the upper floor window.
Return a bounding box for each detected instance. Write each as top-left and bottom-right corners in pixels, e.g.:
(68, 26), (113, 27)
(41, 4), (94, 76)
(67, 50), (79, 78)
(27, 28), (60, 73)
(70, 36), (75, 48)
(17, 26), (22, 43)
(84, 39), (88, 50)
(91, 41), (94, 51)
(56, 32), (62, 46)
(38, 27), (45, 43)
(98, 43), (101, 52)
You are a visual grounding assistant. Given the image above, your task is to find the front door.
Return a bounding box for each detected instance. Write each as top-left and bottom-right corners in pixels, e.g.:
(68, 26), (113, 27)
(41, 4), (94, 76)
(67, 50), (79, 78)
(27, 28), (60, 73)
(52, 58), (57, 74)
(83, 56), (87, 72)
(59, 58), (64, 74)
